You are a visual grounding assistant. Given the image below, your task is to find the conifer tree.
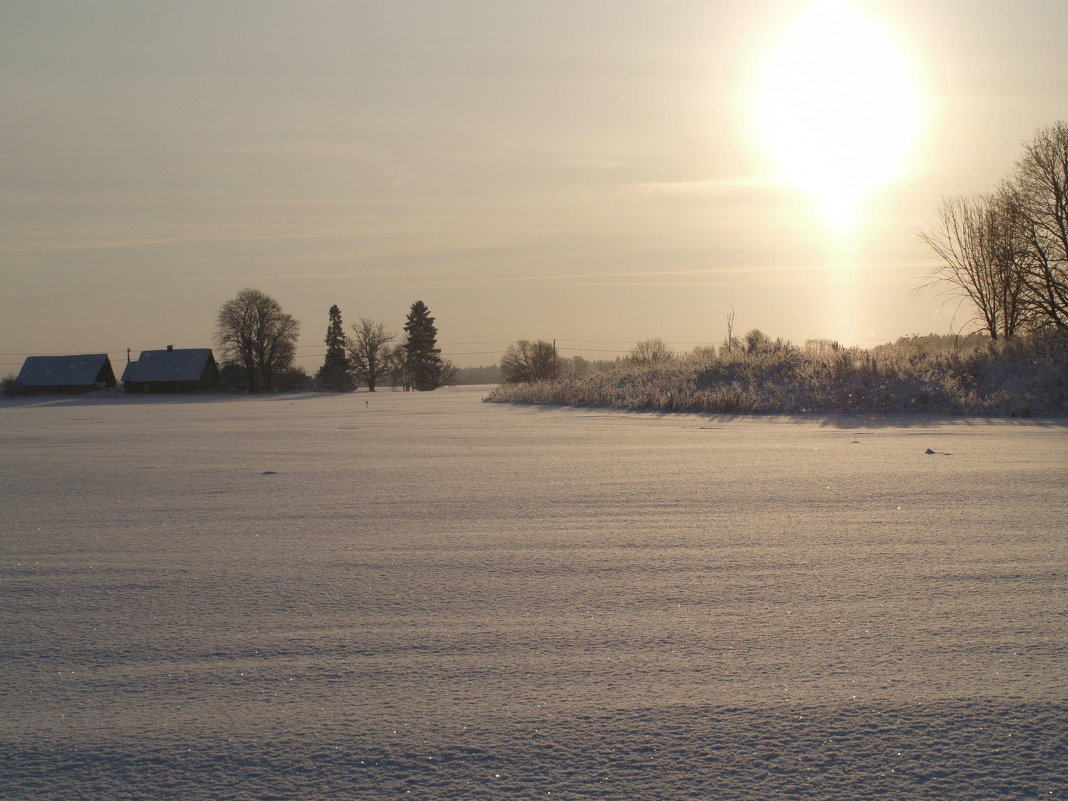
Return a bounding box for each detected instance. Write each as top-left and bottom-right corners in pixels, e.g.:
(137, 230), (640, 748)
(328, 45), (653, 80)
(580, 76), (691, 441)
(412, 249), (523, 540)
(316, 304), (354, 391)
(402, 300), (443, 391)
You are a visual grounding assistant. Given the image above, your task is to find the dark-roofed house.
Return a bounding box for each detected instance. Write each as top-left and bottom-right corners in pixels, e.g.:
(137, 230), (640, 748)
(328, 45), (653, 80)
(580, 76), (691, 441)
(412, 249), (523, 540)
(122, 346), (219, 393)
(15, 354), (117, 394)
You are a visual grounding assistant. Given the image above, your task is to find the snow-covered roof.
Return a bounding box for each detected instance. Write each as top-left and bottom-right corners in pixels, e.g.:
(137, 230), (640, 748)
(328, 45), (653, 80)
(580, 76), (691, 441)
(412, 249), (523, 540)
(122, 348), (216, 383)
(16, 354), (114, 387)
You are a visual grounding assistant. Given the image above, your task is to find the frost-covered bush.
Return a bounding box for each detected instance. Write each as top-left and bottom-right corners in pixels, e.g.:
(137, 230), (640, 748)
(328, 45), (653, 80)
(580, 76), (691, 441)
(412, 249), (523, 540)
(485, 332), (1068, 416)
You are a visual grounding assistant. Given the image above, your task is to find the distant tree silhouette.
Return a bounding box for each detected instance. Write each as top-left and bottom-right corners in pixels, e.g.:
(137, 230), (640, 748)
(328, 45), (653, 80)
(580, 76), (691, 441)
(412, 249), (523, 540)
(629, 338), (674, 365)
(316, 305), (355, 391)
(744, 329), (771, 353)
(500, 340), (558, 383)
(568, 355), (591, 377)
(215, 288), (300, 393)
(349, 318), (395, 392)
(439, 359), (459, 387)
(451, 364), (502, 384)
(402, 301), (443, 390)
(386, 343), (412, 390)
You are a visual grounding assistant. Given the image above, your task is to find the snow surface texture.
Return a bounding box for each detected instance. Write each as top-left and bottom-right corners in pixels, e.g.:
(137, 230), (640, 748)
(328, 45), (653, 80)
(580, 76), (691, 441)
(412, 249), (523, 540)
(1, 387), (1066, 800)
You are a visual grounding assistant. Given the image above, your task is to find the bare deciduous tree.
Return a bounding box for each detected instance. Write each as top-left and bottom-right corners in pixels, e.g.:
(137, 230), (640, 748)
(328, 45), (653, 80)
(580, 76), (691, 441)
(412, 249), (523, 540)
(921, 122), (1068, 338)
(439, 359), (459, 387)
(629, 338), (674, 365)
(348, 318), (395, 392)
(1012, 121), (1068, 329)
(919, 190), (1028, 340)
(215, 288), (300, 393)
(500, 340), (558, 383)
(724, 307), (736, 353)
(386, 343), (412, 391)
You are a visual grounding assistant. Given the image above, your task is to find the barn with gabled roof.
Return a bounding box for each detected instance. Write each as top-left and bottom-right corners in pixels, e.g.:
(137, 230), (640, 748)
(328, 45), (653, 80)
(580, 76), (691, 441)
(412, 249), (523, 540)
(15, 354), (117, 394)
(122, 346), (219, 393)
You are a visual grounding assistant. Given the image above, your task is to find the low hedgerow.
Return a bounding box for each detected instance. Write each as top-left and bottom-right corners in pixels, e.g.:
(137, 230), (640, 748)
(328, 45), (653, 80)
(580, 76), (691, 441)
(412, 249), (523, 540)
(485, 332), (1068, 416)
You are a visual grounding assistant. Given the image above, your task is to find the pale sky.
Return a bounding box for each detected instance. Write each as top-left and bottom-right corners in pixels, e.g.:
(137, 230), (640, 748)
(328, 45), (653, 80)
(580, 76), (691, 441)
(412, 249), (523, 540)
(3, 0), (1067, 371)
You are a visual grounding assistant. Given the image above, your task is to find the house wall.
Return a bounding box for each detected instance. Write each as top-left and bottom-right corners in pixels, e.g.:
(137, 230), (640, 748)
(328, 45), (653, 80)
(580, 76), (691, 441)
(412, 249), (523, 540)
(123, 377), (216, 394)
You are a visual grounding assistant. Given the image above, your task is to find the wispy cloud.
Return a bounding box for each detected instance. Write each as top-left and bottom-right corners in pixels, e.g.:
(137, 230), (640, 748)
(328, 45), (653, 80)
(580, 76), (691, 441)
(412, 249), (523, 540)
(0, 226), (433, 256)
(612, 178), (789, 207)
(0, 148), (256, 160)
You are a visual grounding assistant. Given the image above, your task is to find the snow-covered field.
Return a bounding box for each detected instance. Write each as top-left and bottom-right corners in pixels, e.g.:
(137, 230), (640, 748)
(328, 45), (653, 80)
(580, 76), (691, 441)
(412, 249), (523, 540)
(2, 386), (1066, 800)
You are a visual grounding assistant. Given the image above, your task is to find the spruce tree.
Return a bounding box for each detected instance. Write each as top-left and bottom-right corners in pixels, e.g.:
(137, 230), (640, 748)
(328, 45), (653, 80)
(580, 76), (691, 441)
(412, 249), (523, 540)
(402, 300), (443, 391)
(316, 305), (354, 391)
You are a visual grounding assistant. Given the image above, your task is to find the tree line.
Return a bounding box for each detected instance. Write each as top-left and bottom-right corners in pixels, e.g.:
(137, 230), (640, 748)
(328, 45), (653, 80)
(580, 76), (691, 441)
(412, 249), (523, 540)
(498, 337), (680, 383)
(919, 121), (1067, 340)
(215, 289), (455, 393)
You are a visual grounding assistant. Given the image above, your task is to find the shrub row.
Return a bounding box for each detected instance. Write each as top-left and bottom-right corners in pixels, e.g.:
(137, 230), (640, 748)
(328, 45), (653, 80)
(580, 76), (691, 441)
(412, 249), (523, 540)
(485, 334), (1068, 416)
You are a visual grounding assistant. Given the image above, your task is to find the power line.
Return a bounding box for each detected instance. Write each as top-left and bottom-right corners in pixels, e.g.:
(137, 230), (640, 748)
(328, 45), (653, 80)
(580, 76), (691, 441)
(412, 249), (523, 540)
(556, 346), (630, 354)
(0, 350), (134, 357)
(0, 347), (217, 358)
(439, 341), (516, 346)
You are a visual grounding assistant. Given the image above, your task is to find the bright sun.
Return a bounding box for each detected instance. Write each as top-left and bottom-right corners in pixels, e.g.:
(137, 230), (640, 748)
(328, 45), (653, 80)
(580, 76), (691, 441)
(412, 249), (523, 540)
(754, 2), (919, 230)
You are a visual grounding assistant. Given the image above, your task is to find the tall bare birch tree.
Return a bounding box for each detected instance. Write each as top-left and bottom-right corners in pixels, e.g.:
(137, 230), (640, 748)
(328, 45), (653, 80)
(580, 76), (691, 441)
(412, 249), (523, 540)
(1012, 121), (1068, 329)
(919, 191), (1027, 340)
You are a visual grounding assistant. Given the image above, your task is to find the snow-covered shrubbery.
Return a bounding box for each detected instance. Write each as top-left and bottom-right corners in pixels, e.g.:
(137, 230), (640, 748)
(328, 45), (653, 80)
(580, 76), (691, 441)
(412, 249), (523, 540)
(486, 332), (1068, 415)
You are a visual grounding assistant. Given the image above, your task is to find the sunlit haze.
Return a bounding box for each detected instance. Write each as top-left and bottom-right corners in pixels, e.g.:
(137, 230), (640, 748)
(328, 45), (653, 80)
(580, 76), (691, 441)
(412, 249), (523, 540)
(754, 2), (919, 230)
(2, 1), (1066, 370)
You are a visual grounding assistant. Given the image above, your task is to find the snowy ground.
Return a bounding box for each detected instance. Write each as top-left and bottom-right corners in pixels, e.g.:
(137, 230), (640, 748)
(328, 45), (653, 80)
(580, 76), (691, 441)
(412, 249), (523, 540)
(1, 386), (1066, 800)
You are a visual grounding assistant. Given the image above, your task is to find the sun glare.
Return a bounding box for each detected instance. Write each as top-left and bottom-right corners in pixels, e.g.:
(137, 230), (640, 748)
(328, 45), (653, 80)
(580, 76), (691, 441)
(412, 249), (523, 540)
(754, 2), (919, 231)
